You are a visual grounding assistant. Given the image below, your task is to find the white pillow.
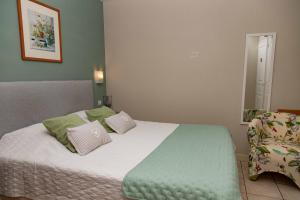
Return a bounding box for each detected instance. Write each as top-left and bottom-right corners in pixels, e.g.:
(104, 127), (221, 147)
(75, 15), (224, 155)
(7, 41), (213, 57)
(67, 121), (112, 155)
(105, 111), (136, 134)
(72, 110), (89, 122)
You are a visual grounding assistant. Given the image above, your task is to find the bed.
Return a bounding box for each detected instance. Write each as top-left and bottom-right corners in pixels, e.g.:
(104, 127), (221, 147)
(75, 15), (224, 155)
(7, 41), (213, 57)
(0, 112), (179, 200)
(0, 81), (241, 200)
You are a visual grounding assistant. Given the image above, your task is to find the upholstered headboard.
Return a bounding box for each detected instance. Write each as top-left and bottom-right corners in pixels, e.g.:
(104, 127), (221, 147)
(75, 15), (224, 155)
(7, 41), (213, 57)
(0, 80), (94, 138)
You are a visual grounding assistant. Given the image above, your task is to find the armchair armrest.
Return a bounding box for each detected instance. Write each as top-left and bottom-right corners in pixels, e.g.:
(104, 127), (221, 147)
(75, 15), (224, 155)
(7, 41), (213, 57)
(247, 118), (263, 147)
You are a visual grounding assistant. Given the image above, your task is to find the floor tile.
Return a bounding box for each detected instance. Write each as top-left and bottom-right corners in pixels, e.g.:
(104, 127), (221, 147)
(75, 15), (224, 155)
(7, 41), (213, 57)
(245, 179), (282, 198)
(238, 161), (246, 194)
(241, 161), (248, 167)
(240, 182), (246, 194)
(247, 194), (282, 200)
(238, 166), (243, 177)
(241, 161), (248, 175)
(277, 183), (300, 200)
(243, 168), (281, 198)
(241, 162), (249, 182)
(238, 163), (244, 180)
(241, 192), (248, 200)
(237, 161), (242, 171)
(237, 154), (248, 162)
(240, 172), (244, 181)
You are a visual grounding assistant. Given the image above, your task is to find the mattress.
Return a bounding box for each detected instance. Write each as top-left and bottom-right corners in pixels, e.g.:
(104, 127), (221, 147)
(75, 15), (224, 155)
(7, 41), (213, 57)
(0, 111), (179, 200)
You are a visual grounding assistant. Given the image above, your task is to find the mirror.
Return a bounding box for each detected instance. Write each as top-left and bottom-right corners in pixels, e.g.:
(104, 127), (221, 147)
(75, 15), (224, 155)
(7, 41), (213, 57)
(241, 33), (276, 124)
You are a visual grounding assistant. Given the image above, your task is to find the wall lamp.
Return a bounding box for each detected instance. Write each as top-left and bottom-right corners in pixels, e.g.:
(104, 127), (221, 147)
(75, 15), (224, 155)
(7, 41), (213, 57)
(94, 66), (104, 84)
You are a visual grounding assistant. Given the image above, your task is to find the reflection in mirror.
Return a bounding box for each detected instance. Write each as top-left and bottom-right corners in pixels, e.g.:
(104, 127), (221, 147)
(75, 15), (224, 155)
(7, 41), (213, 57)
(241, 33), (276, 123)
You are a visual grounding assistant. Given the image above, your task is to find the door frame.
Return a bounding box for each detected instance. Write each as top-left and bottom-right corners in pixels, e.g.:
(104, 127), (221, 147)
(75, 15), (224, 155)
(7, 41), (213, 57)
(240, 32), (277, 125)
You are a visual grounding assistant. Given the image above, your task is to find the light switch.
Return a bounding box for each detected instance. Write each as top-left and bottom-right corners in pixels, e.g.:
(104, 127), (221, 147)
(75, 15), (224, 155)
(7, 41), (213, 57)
(190, 51), (200, 59)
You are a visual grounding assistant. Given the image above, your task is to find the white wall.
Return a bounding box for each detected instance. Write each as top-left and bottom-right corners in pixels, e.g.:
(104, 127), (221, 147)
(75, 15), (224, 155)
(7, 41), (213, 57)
(103, 0), (300, 154)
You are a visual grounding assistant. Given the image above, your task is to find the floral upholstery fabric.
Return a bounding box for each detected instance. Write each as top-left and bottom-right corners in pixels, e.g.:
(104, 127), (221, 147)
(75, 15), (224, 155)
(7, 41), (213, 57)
(248, 112), (300, 188)
(243, 109), (266, 123)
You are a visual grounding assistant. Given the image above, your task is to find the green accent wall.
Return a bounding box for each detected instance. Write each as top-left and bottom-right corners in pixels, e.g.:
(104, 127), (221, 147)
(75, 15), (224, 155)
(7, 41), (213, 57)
(0, 0), (106, 105)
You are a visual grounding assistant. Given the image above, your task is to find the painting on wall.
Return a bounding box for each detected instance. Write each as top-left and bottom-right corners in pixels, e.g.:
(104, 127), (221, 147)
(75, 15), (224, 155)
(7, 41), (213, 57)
(17, 0), (62, 63)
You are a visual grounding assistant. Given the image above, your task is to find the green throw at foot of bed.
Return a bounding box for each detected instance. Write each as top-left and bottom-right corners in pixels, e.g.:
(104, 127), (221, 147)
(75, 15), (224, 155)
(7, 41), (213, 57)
(122, 124), (242, 200)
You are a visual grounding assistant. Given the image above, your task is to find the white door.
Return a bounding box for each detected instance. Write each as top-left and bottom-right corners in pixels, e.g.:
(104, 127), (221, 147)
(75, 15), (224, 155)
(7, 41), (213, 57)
(255, 36), (268, 109)
(263, 36), (273, 109)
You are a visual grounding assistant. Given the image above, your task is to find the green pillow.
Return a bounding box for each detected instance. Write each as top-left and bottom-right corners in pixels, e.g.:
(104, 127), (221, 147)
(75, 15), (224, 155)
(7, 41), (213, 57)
(43, 114), (86, 152)
(85, 106), (116, 132)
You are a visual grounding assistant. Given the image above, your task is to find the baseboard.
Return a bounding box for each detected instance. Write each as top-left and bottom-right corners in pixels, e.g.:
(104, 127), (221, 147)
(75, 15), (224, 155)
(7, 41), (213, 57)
(236, 153), (248, 162)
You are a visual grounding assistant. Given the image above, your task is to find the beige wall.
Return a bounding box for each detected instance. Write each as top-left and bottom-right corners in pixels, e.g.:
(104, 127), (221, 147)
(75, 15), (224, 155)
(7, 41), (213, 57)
(103, 0), (300, 154)
(244, 37), (258, 109)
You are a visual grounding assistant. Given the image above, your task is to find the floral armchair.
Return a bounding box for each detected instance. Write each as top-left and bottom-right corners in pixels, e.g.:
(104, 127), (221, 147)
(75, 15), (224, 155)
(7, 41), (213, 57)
(247, 112), (300, 188)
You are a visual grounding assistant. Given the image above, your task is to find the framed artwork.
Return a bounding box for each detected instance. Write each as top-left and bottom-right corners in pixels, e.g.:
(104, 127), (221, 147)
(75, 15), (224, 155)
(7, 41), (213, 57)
(17, 0), (63, 63)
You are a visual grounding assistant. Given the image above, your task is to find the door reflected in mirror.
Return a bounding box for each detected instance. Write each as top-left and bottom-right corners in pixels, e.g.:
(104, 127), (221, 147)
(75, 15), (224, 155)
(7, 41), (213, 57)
(241, 33), (276, 123)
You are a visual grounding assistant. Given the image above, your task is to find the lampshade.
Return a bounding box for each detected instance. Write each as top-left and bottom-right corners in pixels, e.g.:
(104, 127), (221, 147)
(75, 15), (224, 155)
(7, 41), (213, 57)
(94, 68), (104, 84)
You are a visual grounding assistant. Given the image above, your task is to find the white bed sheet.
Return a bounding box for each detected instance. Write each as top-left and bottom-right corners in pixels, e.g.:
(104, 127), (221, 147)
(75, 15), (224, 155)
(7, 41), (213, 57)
(0, 112), (178, 200)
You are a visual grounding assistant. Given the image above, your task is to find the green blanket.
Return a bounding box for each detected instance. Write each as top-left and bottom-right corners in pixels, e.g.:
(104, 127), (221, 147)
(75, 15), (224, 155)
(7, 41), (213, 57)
(122, 125), (241, 200)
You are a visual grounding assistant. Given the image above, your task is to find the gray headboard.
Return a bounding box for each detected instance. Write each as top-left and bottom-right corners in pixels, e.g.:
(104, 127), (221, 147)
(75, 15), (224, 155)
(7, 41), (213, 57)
(0, 80), (94, 138)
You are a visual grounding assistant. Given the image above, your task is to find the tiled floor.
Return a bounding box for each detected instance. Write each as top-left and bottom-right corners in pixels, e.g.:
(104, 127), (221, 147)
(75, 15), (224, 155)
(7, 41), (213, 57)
(238, 160), (300, 200)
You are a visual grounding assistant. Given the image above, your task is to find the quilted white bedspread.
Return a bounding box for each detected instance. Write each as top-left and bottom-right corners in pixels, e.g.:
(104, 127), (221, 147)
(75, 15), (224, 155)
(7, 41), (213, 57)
(0, 117), (178, 200)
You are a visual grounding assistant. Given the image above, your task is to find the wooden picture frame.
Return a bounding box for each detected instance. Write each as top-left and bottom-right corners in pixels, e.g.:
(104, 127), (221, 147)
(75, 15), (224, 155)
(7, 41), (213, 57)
(17, 0), (63, 63)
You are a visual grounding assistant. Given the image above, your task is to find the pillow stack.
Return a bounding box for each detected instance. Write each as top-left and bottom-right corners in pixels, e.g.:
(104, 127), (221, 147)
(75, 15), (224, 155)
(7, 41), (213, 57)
(43, 106), (136, 155)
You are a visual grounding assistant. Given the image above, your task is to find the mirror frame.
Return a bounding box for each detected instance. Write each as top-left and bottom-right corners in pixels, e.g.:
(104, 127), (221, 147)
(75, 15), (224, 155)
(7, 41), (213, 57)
(240, 32), (277, 125)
